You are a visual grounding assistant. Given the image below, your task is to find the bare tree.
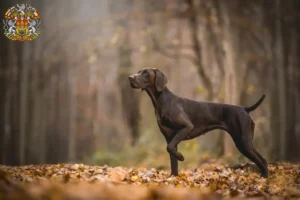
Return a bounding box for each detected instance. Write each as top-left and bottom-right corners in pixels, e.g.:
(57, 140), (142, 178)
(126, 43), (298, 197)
(110, 0), (141, 146)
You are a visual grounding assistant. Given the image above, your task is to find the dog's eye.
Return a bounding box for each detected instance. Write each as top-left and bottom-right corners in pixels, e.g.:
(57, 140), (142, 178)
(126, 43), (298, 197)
(142, 71), (148, 76)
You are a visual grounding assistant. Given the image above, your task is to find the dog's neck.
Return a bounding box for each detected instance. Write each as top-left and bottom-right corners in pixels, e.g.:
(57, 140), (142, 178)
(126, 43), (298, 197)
(145, 87), (160, 108)
(145, 86), (173, 117)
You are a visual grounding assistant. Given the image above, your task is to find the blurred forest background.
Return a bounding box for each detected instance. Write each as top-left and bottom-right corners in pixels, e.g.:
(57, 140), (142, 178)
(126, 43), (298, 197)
(0, 0), (300, 169)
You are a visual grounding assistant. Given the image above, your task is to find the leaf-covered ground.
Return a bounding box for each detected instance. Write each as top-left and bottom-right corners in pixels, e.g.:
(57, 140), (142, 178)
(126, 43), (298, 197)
(0, 162), (300, 200)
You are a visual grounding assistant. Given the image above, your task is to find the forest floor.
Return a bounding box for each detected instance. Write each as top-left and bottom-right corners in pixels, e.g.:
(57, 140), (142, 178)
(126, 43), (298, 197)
(0, 162), (300, 200)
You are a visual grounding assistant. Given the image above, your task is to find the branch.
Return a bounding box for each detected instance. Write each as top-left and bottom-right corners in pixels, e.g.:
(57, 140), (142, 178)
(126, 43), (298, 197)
(161, 43), (195, 51)
(185, 0), (213, 99)
(118, 42), (195, 56)
(204, 0), (225, 77)
(149, 33), (199, 64)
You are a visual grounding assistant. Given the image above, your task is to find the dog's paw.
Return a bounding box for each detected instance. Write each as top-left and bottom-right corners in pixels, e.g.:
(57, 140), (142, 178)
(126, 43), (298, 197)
(175, 152), (184, 161)
(169, 173), (178, 177)
(261, 171), (269, 178)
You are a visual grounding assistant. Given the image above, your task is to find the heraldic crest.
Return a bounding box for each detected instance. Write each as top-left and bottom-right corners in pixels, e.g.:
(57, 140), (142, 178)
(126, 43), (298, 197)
(3, 3), (41, 41)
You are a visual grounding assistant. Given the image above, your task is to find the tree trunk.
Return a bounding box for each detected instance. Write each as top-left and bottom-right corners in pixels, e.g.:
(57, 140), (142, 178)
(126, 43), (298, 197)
(0, 0), (10, 163)
(271, 0), (286, 160)
(114, 0), (141, 146)
(19, 44), (29, 165)
(221, 1), (239, 156)
(68, 69), (77, 161)
(185, 0), (213, 100)
(284, 1), (300, 161)
(118, 29), (141, 146)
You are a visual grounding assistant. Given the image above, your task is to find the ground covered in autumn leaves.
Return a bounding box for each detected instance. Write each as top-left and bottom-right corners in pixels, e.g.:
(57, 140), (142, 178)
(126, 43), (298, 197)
(0, 162), (300, 200)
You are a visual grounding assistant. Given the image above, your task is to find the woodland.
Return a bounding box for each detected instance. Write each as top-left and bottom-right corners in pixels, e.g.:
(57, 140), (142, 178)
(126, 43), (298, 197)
(0, 0), (300, 199)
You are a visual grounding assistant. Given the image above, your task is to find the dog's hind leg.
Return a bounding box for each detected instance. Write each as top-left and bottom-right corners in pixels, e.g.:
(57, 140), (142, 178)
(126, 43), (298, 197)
(231, 120), (268, 178)
(250, 120), (268, 172)
(250, 119), (255, 140)
(249, 118), (268, 167)
(235, 140), (268, 178)
(253, 148), (268, 167)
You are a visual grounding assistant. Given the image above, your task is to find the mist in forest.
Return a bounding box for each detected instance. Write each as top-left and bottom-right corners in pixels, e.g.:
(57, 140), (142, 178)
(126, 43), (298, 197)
(0, 0), (300, 167)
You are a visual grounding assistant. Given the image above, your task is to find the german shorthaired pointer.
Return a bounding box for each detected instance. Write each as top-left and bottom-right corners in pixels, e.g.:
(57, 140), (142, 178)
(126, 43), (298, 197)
(128, 68), (268, 178)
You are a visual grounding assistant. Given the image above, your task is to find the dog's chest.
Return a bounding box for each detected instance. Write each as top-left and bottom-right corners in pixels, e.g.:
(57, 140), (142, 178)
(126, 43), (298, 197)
(157, 119), (174, 138)
(156, 114), (180, 136)
(159, 117), (174, 128)
(155, 107), (179, 136)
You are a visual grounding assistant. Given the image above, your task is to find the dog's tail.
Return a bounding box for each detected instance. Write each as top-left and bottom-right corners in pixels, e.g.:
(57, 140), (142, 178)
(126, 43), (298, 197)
(244, 94), (266, 113)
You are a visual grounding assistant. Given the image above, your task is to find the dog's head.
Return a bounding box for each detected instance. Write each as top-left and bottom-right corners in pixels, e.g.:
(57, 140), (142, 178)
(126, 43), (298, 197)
(128, 68), (168, 92)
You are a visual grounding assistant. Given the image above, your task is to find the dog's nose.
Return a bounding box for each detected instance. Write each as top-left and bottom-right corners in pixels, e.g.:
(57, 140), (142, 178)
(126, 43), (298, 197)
(128, 75), (134, 81)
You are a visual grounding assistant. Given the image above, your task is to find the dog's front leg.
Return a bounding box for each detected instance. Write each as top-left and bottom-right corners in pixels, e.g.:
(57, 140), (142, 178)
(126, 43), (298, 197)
(165, 136), (179, 176)
(167, 114), (194, 161)
(168, 144), (178, 176)
(169, 153), (178, 176)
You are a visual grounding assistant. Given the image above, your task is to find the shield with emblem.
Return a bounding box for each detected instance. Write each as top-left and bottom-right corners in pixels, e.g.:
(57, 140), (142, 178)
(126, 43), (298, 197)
(3, 3), (41, 41)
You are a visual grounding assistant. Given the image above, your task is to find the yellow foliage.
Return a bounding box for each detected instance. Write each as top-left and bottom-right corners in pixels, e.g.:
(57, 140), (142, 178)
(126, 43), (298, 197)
(0, 163), (299, 199)
(194, 85), (208, 97)
(246, 84), (255, 95)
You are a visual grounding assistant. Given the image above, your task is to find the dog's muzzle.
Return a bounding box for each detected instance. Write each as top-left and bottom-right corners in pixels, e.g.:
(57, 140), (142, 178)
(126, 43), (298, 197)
(128, 75), (140, 89)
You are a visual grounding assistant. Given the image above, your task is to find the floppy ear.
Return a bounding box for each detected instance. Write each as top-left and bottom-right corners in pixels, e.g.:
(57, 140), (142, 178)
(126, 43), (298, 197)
(154, 69), (168, 92)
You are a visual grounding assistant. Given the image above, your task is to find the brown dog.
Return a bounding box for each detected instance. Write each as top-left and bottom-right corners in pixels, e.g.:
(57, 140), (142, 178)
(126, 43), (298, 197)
(128, 68), (268, 178)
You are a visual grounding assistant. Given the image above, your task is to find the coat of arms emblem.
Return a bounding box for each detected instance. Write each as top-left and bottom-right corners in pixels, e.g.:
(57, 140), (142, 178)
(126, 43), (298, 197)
(3, 3), (41, 41)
